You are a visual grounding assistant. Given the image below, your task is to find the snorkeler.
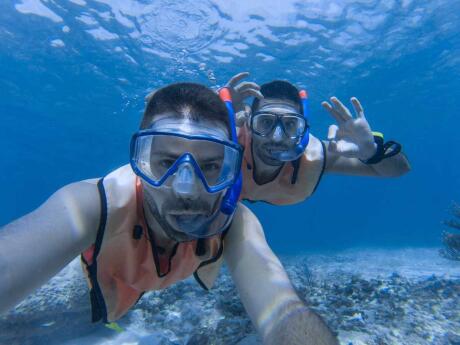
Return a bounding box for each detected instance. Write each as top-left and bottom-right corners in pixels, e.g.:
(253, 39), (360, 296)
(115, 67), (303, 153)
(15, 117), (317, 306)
(227, 73), (411, 204)
(0, 83), (338, 345)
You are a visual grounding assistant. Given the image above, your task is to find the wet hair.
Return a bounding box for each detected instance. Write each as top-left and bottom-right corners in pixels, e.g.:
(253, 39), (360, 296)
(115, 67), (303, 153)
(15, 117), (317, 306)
(140, 83), (230, 134)
(252, 80), (301, 112)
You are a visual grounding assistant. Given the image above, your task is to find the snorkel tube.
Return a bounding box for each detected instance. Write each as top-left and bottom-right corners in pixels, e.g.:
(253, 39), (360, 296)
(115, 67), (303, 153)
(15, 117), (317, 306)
(218, 88), (242, 215)
(296, 89), (310, 155)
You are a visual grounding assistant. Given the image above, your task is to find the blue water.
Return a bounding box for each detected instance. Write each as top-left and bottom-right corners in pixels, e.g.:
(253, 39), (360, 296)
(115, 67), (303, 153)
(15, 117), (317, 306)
(1, 0), (460, 255)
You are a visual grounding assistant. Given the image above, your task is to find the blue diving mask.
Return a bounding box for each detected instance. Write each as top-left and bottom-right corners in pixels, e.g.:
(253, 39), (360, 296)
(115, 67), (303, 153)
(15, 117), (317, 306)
(251, 90), (310, 161)
(130, 130), (242, 194)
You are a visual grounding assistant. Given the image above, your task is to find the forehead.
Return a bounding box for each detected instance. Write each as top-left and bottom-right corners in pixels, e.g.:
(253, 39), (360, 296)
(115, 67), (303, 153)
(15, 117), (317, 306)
(257, 98), (300, 113)
(149, 114), (229, 139)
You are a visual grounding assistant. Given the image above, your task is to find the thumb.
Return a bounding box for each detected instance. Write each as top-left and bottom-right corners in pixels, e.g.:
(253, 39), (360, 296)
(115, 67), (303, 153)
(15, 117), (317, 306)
(327, 124), (338, 141)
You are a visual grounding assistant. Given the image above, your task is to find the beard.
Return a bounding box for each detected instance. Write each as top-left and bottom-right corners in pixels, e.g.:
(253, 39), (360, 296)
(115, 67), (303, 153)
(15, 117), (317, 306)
(254, 143), (288, 166)
(143, 187), (223, 242)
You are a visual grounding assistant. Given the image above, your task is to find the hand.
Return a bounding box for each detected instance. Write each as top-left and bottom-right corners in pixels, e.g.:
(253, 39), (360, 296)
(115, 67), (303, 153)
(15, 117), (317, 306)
(321, 96), (377, 161)
(225, 72), (263, 126)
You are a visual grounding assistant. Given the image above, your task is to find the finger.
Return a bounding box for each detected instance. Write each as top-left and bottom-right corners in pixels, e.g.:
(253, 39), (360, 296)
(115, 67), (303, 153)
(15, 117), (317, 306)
(235, 110), (249, 127)
(240, 89), (264, 100)
(244, 104), (253, 116)
(330, 97), (353, 121)
(328, 140), (338, 153)
(234, 81), (261, 92)
(350, 97), (365, 119)
(226, 72), (250, 88)
(327, 124), (338, 141)
(321, 101), (344, 124)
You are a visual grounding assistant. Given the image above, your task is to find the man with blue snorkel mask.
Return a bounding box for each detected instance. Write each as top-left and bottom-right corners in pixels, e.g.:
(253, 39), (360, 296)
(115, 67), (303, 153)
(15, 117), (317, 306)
(0, 83), (339, 345)
(227, 73), (410, 204)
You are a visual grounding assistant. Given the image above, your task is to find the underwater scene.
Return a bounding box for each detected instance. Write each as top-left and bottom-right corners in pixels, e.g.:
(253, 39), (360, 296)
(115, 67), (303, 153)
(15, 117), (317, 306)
(0, 0), (459, 344)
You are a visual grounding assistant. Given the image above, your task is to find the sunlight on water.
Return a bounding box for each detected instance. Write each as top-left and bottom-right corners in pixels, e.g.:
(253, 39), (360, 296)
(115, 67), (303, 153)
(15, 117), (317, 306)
(1, 1), (460, 344)
(2, 0), (459, 113)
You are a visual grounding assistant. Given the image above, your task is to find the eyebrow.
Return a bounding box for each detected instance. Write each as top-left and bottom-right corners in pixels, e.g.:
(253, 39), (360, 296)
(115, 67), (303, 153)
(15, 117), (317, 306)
(199, 157), (224, 164)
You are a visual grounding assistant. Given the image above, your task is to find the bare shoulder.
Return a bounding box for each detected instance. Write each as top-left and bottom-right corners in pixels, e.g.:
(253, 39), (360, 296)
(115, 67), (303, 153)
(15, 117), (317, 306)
(45, 178), (102, 245)
(55, 178), (100, 212)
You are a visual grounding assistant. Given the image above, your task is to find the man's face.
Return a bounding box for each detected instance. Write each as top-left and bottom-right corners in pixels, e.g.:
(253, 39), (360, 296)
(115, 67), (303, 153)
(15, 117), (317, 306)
(251, 98), (302, 166)
(142, 115), (230, 242)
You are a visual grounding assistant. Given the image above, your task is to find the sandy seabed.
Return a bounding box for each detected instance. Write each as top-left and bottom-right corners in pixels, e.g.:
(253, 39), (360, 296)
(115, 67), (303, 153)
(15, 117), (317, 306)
(1, 247), (459, 345)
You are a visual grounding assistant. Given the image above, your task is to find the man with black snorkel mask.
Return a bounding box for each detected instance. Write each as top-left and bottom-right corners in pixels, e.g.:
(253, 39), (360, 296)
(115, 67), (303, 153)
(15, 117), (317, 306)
(0, 83), (339, 345)
(227, 73), (410, 205)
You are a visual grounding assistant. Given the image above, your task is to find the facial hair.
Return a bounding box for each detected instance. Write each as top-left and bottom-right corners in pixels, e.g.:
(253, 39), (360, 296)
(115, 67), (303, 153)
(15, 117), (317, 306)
(143, 187), (223, 241)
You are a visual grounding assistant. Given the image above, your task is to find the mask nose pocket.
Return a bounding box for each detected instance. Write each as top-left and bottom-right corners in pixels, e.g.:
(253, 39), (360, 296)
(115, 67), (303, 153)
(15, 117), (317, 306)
(272, 125), (284, 142)
(172, 163), (198, 196)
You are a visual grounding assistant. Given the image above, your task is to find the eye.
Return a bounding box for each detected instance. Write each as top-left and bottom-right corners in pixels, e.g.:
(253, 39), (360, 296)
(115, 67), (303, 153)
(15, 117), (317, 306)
(201, 162), (221, 172)
(159, 159), (175, 168)
(257, 117), (275, 130)
(286, 116), (300, 125)
(262, 118), (272, 126)
(284, 120), (296, 129)
(283, 118), (302, 135)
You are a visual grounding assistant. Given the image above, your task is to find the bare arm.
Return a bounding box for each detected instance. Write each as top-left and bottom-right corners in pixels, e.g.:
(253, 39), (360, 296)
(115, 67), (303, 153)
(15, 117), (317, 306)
(324, 140), (411, 177)
(224, 204), (338, 345)
(321, 97), (411, 177)
(0, 179), (100, 314)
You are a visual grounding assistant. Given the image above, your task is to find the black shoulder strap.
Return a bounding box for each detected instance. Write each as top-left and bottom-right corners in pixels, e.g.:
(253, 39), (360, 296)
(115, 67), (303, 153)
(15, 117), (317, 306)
(193, 227), (229, 290)
(93, 178), (108, 258)
(311, 140), (327, 195)
(290, 157), (302, 185)
(81, 178), (109, 323)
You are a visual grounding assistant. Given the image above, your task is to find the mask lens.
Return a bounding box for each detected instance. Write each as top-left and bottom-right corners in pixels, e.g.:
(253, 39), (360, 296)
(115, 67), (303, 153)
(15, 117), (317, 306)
(282, 115), (305, 138)
(253, 113), (277, 135)
(132, 133), (241, 191)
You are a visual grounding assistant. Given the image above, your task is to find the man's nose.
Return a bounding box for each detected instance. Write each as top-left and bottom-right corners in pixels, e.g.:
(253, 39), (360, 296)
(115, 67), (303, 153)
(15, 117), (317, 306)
(271, 124), (284, 142)
(172, 163), (200, 199)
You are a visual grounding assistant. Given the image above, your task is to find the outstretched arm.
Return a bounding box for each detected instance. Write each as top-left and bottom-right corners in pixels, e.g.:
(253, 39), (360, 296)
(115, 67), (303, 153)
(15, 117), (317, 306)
(324, 141), (411, 177)
(0, 179), (100, 314)
(224, 204), (338, 345)
(322, 97), (411, 177)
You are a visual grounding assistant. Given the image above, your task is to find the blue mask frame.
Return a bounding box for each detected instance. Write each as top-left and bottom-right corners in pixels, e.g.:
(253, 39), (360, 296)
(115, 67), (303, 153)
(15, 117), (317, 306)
(130, 130), (243, 194)
(250, 111), (307, 139)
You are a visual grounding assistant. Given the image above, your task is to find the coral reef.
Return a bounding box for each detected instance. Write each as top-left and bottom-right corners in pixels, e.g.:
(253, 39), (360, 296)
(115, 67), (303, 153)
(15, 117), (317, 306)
(440, 202), (460, 261)
(1, 248), (459, 345)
